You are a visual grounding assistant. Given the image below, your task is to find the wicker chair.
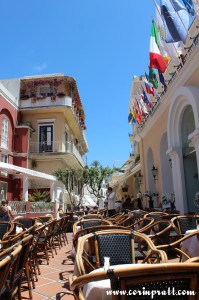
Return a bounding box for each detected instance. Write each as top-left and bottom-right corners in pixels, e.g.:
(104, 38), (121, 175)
(157, 230), (199, 262)
(14, 217), (37, 229)
(71, 262), (199, 300)
(144, 211), (169, 220)
(36, 215), (53, 224)
(30, 224), (46, 285)
(79, 214), (103, 220)
(132, 210), (147, 221)
(147, 220), (179, 245)
(75, 229), (168, 276)
(171, 215), (199, 237)
(36, 219), (57, 264)
(73, 225), (126, 253)
(0, 236), (33, 300)
(0, 244), (22, 298)
(73, 218), (112, 235)
(0, 221), (13, 240)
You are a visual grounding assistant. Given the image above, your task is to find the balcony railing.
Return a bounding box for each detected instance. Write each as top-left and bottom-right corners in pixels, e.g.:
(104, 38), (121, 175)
(29, 201), (54, 214)
(29, 141), (85, 166)
(19, 95), (86, 132)
(8, 201), (55, 215)
(9, 201), (26, 215)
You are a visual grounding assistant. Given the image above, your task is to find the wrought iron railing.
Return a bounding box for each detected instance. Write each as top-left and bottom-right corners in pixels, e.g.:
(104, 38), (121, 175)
(9, 201), (26, 215)
(29, 201), (54, 213)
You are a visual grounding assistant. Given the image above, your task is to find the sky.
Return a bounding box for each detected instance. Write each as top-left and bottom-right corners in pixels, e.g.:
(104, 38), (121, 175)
(0, 0), (155, 168)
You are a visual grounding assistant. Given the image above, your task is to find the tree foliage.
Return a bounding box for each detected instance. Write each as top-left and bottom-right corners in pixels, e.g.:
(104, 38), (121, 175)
(53, 161), (115, 207)
(85, 161), (115, 199)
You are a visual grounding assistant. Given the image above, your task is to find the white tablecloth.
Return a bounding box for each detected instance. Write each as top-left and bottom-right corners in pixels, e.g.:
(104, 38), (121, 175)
(181, 229), (199, 261)
(83, 264), (140, 300)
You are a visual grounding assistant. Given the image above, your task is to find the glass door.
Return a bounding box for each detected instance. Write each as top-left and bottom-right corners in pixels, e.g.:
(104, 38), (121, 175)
(39, 125), (53, 152)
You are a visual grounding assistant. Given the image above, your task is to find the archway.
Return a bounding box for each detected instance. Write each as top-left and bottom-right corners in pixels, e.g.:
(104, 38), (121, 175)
(167, 86), (199, 213)
(181, 105), (198, 213)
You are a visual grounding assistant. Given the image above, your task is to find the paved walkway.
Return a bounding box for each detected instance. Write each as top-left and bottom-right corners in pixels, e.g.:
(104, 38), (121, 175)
(21, 233), (75, 300)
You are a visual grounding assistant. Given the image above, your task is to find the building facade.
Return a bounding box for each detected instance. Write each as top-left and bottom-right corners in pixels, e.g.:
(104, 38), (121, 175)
(125, 17), (199, 213)
(0, 73), (88, 210)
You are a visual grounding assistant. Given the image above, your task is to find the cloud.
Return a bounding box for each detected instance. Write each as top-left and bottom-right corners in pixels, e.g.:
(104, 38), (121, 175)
(33, 63), (47, 72)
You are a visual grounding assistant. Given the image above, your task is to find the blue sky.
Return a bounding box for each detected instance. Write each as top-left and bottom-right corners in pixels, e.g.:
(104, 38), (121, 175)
(0, 0), (155, 168)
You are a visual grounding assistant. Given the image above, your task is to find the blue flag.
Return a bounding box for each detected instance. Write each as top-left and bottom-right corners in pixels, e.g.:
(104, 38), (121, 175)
(158, 70), (165, 85)
(128, 113), (132, 124)
(182, 0), (195, 16)
(158, 70), (167, 91)
(160, 0), (190, 44)
(142, 87), (152, 108)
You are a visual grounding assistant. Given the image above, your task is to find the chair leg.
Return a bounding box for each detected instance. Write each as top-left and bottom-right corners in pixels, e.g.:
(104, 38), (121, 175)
(24, 263), (33, 299)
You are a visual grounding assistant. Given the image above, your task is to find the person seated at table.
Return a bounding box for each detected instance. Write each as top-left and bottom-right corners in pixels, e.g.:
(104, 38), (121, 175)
(0, 200), (13, 221)
(122, 195), (133, 210)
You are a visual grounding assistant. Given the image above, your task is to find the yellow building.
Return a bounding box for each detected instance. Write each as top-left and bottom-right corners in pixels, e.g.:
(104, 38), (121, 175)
(1, 73), (88, 210)
(115, 16), (199, 214)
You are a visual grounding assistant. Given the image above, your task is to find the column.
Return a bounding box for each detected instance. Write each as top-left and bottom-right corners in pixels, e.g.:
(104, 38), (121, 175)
(167, 147), (187, 213)
(22, 175), (29, 202)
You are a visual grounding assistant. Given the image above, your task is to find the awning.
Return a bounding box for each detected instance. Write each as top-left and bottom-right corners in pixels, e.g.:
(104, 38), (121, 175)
(0, 162), (57, 181)
(82, 195), (97, 207)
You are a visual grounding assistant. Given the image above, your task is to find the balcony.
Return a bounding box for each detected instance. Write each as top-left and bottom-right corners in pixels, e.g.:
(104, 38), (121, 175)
(20, 94), (73, 109)
(29, 141), (85, 167)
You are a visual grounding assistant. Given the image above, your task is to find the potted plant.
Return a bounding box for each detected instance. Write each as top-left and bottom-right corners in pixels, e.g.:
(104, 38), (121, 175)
(193, 191), (199, 207)
(135, 153), (140, 164)
(143, 191), (159, 209)
(162, 192), (175, 209)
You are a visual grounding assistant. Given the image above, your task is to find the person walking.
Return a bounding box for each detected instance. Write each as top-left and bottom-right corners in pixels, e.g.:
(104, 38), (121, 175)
(57, 204), (64, 218)
(105, 187), (116, 217)
(137, 191), (143, 209)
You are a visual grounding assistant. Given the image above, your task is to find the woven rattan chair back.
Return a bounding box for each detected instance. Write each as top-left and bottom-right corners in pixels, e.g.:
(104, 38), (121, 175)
(0, 250), (13, 296)
(172, 215), (198, 236)
(16, 218), (36, 228)
(0, 221), (12, 240)
(0, 244), (23, 299)
(37, 216), (53, 224)
(95, 232), (134, 267)
(108, 264), (199, 300)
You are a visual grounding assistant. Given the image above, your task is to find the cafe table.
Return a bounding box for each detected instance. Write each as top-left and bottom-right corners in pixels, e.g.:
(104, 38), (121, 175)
(181, 229), (199, 261)
(82, 264), (141, 300)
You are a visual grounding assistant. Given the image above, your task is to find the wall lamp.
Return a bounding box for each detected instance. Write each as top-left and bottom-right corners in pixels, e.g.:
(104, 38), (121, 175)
(168, 158), (172, 168)
(151, 165), (158, 182)
(134, 172), (143, 185)
(138, 172), (143, 185)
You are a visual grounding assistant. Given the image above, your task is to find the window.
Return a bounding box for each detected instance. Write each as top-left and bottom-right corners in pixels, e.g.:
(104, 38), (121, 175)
(1, 118), (8, 149)
(1, 154), (8, 163)
(39, 86), (54, 97)
(39, 125), (53, 152)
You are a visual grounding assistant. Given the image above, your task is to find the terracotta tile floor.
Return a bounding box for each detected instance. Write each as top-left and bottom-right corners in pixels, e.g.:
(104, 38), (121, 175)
(20, 232), (180, 299)
(21, 233), (75, 300)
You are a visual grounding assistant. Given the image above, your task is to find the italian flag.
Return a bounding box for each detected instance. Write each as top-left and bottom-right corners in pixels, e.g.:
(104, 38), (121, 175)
(150, 20), (167, 74)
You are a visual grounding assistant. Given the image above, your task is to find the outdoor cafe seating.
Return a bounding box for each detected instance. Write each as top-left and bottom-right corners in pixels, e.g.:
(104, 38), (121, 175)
(0, 208), (198, 299)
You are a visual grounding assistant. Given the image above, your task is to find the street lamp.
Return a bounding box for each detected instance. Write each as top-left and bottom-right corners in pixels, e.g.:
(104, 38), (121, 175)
(138, 172), (143, 185)
(151, 165), (158, 182)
